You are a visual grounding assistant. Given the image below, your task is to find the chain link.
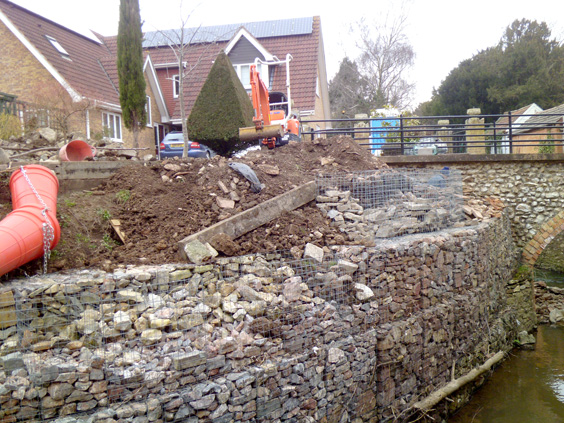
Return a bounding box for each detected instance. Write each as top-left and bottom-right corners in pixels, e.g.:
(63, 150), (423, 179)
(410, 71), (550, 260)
(20, 166), (55, 274)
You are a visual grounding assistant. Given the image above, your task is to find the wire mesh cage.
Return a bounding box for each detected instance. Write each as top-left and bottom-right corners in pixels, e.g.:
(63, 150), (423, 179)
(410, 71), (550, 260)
(316, 168), (464, 239)
(218, 251), (356, 350)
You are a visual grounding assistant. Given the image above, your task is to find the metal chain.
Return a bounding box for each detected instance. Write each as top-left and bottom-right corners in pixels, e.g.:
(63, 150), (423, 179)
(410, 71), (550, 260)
(20, 166), (55, 274)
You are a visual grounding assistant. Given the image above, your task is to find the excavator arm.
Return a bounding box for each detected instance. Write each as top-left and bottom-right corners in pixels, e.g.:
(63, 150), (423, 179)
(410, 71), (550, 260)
(250, 65), (271, 130)
(239, 65), (283, 145)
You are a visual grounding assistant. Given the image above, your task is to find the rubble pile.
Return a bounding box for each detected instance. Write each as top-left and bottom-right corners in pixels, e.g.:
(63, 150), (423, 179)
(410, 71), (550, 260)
(0, 129), (147, 164)
(316, 169), (467, 243)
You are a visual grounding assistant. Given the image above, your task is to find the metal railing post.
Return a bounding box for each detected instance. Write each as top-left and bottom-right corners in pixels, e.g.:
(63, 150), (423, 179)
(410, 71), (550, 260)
(508, 111), (513, 154)
(399, 114), (404, 155)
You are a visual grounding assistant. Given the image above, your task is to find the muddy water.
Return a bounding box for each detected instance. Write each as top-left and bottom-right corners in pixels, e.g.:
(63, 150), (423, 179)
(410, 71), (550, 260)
(535, 268), (564, 288)
(449, 325), (564, 422)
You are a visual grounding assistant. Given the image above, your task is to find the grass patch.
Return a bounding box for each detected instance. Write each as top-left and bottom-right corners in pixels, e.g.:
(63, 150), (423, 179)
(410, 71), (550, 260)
(115, 190), (131, 204)
(96, 208), (112, 221)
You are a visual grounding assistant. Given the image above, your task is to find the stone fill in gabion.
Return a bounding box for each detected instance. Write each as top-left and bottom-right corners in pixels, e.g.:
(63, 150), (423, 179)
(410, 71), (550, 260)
(316, 168), (464, 242)
(0, 215), (523, 423)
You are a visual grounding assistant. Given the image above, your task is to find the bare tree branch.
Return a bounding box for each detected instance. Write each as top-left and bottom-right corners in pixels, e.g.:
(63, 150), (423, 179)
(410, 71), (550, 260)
(351, 10), (415, 110)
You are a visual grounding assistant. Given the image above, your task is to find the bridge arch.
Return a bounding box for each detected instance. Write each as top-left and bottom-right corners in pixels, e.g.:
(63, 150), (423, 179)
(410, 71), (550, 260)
(522, 210), (564, 266)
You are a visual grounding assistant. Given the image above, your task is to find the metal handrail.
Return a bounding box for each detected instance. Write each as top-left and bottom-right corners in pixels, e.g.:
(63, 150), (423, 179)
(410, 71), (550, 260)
(300, 112), (564, 155)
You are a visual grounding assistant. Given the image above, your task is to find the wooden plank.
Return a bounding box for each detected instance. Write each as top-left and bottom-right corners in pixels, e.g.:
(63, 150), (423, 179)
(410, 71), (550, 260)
(110, 219), (126, 244)
(178, 181), (316, 260)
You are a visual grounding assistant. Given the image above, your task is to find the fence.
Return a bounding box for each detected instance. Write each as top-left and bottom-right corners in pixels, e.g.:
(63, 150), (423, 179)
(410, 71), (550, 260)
(0, 92), (51, 131)
(301, 110), (564, 156)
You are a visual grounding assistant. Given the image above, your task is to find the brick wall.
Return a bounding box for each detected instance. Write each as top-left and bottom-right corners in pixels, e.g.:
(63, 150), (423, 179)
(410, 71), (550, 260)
(0, 22), (61, 103)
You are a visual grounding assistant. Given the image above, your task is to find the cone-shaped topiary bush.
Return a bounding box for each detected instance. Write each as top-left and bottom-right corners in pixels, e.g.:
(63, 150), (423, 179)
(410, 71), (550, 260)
(187, 51), (255, 156)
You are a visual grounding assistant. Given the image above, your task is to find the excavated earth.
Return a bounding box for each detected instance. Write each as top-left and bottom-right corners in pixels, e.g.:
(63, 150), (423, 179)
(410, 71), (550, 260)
(1, 136), (392, 279)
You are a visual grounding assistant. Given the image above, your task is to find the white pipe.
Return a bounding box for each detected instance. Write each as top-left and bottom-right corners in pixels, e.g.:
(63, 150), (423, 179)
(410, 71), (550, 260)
(285, 54), (293, 117)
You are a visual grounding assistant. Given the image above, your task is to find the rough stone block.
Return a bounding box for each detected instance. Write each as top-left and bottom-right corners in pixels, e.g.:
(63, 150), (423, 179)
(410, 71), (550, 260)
(173, 351), (207, 371)
(304, 243), (324, 263)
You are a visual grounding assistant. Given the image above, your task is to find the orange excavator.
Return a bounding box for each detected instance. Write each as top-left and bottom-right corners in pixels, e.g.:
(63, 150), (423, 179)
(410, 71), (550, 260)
(238, 63), (300, 149)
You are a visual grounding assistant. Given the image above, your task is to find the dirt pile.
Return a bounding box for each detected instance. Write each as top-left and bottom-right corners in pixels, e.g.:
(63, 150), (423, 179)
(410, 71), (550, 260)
(1, 136), (388, 277)
(0, 136), (508, 279)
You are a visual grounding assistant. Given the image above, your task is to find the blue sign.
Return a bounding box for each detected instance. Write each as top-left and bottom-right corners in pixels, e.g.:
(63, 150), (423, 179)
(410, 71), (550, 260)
(370, 118), (399, 154)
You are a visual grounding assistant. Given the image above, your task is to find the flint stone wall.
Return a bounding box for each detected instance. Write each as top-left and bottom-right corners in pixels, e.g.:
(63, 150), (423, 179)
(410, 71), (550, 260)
(0, 216), (524, 423)
(382, 156), (564, 250)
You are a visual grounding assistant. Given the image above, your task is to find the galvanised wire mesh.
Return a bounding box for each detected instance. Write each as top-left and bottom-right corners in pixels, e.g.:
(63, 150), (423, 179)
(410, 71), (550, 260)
(218, 251), (355, 350)
(0, 250), (374, 422)
(316, 168), (464, 239)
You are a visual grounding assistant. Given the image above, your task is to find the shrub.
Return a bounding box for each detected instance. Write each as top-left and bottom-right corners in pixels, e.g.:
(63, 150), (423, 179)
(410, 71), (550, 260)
(0, 113), (21, 140)
(187, 51), (254, 156)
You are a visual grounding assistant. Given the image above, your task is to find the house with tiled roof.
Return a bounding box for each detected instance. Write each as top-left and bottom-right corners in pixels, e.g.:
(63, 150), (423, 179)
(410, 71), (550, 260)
(0, 0), (165, 151)
(0, 0), (331, 153)
(495, 103), (543, 129)
(492, 103), (543, 154)
(103, 16), (331, 142)
(512, 103), (564, 154)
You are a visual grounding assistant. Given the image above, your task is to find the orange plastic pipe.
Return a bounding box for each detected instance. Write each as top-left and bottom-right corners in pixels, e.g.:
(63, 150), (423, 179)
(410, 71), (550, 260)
(59, 140), (96, 161)
(0, 165), (60, 276)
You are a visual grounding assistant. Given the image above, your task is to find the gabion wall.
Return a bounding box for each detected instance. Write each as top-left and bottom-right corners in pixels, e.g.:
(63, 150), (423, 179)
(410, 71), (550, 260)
(0, 216), (523, 423)
(316, 168), (464, 241)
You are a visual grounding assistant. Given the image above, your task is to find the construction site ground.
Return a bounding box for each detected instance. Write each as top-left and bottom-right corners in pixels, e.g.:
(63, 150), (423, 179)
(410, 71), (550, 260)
(0, 136), (393, 278)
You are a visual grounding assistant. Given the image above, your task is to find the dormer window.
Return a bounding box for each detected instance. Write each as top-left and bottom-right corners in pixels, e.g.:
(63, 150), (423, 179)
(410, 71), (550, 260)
(233, 63), (268, 90)
(45, 35), (70, 60)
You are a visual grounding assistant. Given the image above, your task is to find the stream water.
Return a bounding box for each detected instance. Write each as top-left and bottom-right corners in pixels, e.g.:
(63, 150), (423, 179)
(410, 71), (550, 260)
(449, 268), (564, 422)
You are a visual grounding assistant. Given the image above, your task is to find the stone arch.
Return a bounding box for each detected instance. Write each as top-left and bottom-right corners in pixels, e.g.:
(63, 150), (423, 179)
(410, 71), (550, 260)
(522, 210), (564, 266)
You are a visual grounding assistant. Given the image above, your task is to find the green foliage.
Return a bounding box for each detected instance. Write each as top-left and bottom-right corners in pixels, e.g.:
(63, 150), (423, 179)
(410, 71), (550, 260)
(102, 233), (117, 251)
(75, 233), (96, 249)
(422, 19), (564, 116)
(58, 213), (69, 228)
(96, 209), (112, 221)
(117, 0), (146, 146)
(92, 126), (113, 142)
(64, 199), (76, 207)
(186, 51), (254, 156)
(0, 113), (21, 140)
(48, 249), (60, 260)
(538, 128), (555, 154)
(115, 189), (131, 204)
(514, 264), (533, 282)
(538, 141), (555, 154)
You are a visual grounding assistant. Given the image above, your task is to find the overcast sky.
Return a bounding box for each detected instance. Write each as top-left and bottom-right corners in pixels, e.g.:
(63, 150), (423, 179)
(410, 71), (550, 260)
(9, 0), (564, 108)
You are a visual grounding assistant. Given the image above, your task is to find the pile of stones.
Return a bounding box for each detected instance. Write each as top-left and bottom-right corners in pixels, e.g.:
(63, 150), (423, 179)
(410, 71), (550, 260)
(0, 254), (378, 422)
(316, 170), (465, 242)
(0, 215), (520, 423)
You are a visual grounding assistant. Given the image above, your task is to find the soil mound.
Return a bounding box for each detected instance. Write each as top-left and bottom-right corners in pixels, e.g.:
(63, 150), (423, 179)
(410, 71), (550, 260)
(0, 137), (387, 276)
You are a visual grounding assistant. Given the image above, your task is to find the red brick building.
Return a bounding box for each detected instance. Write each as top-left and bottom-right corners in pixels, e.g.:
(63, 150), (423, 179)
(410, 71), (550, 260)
(0, 0), (330, 152)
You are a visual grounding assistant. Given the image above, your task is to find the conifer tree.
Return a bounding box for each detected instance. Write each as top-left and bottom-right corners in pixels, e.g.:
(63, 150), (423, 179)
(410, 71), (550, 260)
(187, 51), (254, 156)
(117, 0), (146, 149)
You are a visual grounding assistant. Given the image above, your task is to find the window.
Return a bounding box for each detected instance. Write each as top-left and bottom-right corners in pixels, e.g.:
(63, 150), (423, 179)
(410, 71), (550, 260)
(45, 35), (70, 60)
(145, 95), (152, 127)
(233, 63), (267, 89)
(102, 112), (122, 141)
(173, 75), (180, 98)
